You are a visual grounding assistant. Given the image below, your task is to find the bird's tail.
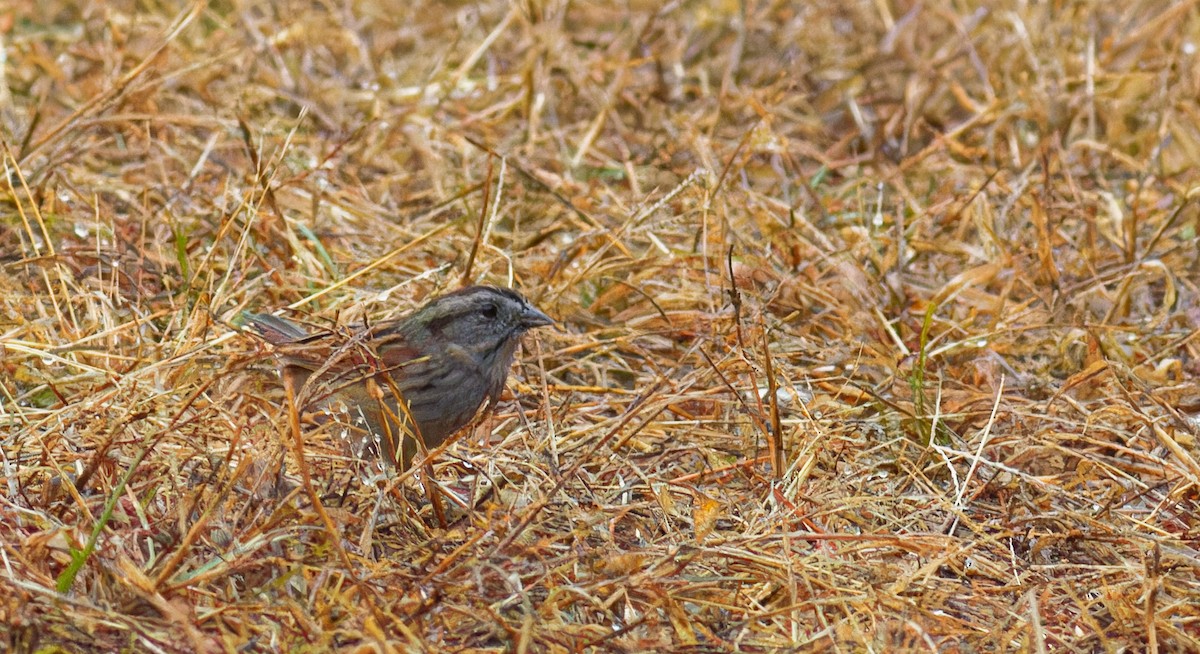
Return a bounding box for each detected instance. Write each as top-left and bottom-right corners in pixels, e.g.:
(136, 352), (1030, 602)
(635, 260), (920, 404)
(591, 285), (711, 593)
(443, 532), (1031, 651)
(242, 312), (311, 343)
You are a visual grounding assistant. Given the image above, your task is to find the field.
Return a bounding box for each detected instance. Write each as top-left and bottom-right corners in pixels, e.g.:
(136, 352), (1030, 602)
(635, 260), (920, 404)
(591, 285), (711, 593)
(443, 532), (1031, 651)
(3, 0), (1200, 651)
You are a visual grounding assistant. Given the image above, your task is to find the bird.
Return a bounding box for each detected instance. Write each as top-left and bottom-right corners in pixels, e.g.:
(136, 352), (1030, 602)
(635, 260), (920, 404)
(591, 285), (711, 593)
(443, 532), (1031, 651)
(244, 285), (553, 470)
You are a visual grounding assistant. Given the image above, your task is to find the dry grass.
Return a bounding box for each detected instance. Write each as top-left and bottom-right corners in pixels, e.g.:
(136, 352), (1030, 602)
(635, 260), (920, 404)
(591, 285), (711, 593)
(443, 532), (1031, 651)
(3, 0), (1200, 651)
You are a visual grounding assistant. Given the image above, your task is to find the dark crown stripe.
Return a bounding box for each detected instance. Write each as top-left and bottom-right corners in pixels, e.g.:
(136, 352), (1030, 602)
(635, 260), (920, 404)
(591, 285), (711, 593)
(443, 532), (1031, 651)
(424, 286), (527, 334)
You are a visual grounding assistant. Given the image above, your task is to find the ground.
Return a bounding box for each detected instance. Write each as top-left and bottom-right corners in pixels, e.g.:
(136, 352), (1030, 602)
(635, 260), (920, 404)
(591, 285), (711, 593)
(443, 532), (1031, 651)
(2, 0), (1199, 651)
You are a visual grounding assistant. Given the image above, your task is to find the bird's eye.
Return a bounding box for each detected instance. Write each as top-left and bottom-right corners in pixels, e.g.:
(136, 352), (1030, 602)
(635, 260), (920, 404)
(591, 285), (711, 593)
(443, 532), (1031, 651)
(480, 303), (498, 319)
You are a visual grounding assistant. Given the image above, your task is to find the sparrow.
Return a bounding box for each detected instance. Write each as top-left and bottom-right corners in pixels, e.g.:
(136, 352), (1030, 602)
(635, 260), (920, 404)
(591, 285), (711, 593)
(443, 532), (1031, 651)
(245, 286), (553, 469)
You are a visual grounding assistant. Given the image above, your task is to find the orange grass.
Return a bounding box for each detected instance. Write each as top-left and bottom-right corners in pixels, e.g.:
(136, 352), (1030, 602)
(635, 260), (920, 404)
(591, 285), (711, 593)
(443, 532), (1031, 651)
(2, 0), (1200, 651)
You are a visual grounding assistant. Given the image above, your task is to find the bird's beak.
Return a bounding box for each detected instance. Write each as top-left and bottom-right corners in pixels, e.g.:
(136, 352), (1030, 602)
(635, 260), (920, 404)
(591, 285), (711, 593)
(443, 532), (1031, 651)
(521, 305), (555, 329)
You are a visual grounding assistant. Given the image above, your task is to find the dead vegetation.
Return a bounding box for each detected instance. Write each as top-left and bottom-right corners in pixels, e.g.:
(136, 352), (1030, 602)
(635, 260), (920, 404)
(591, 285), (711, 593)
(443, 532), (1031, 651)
(2, 0), (1200, 651)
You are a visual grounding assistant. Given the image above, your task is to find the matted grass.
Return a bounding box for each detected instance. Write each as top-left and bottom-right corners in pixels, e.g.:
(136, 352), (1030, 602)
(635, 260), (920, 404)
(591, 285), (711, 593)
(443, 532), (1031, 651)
(2, 0), (1199, 651)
